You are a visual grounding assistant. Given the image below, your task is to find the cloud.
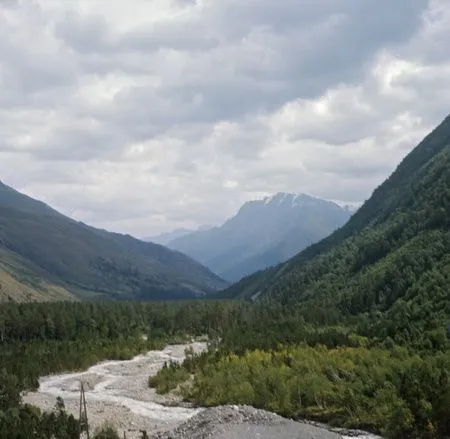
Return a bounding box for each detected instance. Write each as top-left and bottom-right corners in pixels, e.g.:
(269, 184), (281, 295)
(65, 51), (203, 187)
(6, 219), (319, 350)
(0, 0), (449, 237)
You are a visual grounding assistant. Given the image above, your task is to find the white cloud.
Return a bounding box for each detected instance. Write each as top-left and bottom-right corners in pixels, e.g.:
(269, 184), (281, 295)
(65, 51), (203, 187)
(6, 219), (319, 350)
(0, 0), (449, 237)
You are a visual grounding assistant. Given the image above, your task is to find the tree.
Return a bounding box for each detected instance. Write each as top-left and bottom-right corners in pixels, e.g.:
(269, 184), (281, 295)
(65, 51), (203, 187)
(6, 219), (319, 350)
(93, 423), (120, 439)
(0, 369), (20, 411)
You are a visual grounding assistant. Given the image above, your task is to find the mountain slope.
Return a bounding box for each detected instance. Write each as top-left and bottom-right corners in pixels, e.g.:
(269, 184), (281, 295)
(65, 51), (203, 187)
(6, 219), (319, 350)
(145, 228), (194, 246)
(0, 182), (227, 301)
(0, 246), (76, 302)
(222, 114), (450, 342)
(168, 194), (352, 281)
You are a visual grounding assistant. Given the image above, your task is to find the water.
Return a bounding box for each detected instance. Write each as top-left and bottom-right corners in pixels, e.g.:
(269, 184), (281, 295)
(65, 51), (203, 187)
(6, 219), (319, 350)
(24, 342), (207, 435)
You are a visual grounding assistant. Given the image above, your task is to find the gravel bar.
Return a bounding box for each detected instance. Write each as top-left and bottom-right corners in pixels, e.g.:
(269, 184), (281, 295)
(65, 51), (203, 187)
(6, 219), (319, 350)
(153, 405), (344, 439)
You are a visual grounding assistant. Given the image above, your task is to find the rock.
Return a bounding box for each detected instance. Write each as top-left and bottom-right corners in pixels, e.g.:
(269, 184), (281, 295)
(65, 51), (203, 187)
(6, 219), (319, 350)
(153, 405), (343, 439)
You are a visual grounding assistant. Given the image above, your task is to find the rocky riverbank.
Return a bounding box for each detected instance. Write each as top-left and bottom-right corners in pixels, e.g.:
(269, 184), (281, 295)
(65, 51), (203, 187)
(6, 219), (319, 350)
(153, 405), (344, 439)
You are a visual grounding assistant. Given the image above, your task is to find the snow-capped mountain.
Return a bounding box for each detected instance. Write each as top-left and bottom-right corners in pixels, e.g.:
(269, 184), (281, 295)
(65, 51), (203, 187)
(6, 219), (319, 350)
(167, 193), (353, 281)
(326, 199), (363, 213)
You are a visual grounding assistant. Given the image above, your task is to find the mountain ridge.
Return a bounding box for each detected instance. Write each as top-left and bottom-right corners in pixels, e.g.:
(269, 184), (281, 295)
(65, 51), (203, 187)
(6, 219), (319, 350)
(168, 193), (352, 281)
(220, 114), (450, 345)
(145, 225), (212, 246)
(0, 183), (228, 302)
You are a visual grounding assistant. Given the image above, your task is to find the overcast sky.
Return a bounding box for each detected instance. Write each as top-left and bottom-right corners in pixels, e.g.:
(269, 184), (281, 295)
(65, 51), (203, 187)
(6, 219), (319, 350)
(1, 0), (449, 237)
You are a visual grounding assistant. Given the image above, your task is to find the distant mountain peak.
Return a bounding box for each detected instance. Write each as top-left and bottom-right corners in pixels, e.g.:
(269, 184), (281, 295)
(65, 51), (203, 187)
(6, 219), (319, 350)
(263, 192), (293, 203)
(260, 192), (336, 208)
(263, 192), (291, 205)
(168, 192), (352, 282)
(325, 199), (363, 213)
(259, 192), (362, 213)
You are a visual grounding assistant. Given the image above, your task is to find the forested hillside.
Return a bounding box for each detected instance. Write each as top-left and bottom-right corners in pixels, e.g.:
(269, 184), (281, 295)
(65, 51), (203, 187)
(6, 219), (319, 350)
(223, 115), (450, 347)
(0, 182), (227, 302)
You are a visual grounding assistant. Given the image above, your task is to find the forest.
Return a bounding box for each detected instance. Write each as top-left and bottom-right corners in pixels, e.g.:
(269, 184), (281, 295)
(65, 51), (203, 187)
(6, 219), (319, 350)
(0, 301), (229, 438)
(153, 342), (450, 438)
(1, 300), (449, 438)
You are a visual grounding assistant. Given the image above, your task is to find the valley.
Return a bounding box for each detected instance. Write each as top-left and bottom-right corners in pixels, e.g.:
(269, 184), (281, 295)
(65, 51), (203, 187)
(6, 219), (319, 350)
(1, 2), (450, 438)
(1, 112), (450, 439)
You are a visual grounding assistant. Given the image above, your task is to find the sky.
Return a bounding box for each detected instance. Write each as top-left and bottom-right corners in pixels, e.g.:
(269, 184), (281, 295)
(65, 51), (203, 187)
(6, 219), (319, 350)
(1, 0), (449, 237)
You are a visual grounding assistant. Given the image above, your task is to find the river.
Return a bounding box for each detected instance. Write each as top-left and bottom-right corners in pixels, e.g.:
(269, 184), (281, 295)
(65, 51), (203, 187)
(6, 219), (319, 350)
(24, 341), (381, 439)
(24, 342), (206, 437)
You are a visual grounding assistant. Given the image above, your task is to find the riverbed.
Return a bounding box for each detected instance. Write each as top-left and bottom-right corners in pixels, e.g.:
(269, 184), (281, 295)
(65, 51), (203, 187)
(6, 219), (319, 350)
(24, 342), (381, 439)
(24, 342), (207, 437)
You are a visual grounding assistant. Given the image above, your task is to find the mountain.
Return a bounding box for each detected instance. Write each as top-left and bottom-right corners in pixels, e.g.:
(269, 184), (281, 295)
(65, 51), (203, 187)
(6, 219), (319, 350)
(168, 193), (352, 281)
(0, 182), (228, 302)
(330, 200), (362, 213)
(145, 225), (212, 246)
(145, 228), (194, 246)
(222, 114), (450, 341)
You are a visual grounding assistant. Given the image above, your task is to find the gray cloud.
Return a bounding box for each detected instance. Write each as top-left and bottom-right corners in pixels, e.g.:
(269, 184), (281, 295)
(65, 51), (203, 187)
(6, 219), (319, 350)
(0, 0), (449, 237)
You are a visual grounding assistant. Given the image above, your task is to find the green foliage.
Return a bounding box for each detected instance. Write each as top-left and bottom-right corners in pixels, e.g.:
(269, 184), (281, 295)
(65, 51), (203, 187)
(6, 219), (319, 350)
(0, 377), (79, 439)
(93, 423), (120, 439)
(148, 361), (190, 394)
(0, 300), (238, 436)
(170, 345), (450, 438)
(0, 369), (20, 411)
(0, 297), (449, 438)
(0, 300), (241, 390)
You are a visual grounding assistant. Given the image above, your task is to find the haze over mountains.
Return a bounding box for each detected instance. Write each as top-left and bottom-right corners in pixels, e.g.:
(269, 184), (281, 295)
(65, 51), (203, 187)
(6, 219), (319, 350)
(146, 225), (212, 246)
(2, 112), (449, 308)
(0, 182), (227, 302)
(146, 228), (194, 246)
(167, 193), (353, 281)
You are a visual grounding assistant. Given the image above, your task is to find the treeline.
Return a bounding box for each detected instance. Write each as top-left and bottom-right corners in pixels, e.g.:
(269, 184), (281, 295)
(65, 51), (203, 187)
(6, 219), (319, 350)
(0, 300), (375, 398)
(1, 299), (448, 391)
